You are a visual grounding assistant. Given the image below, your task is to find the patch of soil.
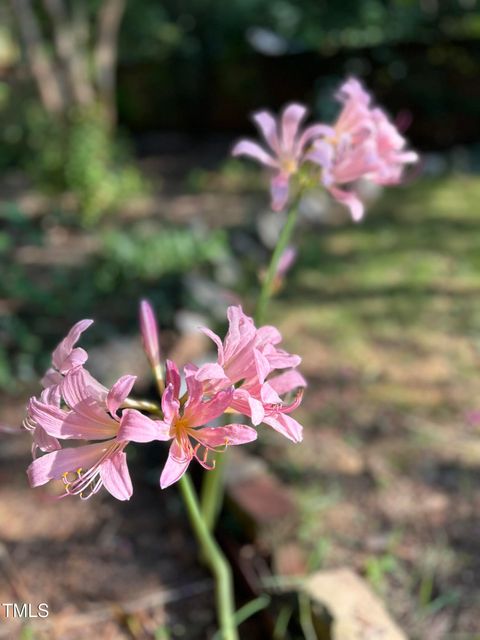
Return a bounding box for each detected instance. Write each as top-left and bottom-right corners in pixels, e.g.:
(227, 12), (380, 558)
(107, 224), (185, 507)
(0, 433), (215, 640)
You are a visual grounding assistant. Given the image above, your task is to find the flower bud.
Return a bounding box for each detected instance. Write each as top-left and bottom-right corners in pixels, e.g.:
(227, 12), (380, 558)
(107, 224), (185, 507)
(139, 299), (161, 370)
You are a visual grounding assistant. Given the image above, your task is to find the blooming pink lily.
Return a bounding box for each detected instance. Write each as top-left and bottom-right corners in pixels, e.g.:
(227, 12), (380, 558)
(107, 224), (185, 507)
(232, 103), (330, 211)
(26, 319), (94, 456)
(307, 77), (418, 221)
(118, 360), (257, 488)
(23, 384), (62, 457)
(27, 366), (154, 500)
(192, 305), (306, 442)
(41, 319), (93, 388)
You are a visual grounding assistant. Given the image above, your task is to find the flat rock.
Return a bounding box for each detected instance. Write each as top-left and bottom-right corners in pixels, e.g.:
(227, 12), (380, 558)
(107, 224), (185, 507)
(304, 567), (407, 640)
(224, 449), (298, 545)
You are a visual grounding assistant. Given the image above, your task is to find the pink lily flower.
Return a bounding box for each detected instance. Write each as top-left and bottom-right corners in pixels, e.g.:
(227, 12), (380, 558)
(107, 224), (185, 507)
(229, 369), (305, 442)
(118, 360), (257, 489)
(232, 103), (330, 211)
(25, 319), (94, 456)
(23, 384), (62, 458)
(41, 319), (93, 389)
(307, 77), (418, 221)
(192, 306), (306, 440)
(26, 366), (153, 500)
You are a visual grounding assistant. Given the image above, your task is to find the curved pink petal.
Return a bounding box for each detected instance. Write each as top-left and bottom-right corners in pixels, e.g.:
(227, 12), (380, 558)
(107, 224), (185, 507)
(262, 344), (301, 369)
(161, 383), (180, 424)
(106, 375), (137, 416)
(100, 451), (133, 501)
(184, 371), (204, 409)
(253, 348), (271, 384)
(51, 319), (93, 373)
(160, 442), (191, 489)
(30, 396), (117, 441)
(231, 389), (264, 426)
(226, 305), (256, 347)
(33, 426), (61, 454)
(328, 186), (364, 222)
(165, 360), (181, 397)
(27, 441), (110, 487)
(263, 413), (303, 443)
(268, 370), (307, 396)
(337, 77), (371, 106)
(199, 327), (225, 364)
(194, 424), (257, 448)
(28, 399), (68, 437)
(253, 111), (280, 154)
(248, 396), (265, 425)
(184, 388), (233, 429)
(232, 140), (278, 168)
(305, 140), (335, 170)
(40, 385), (61, 407)
(195, 362), (229, 384)
(139, 299), (161, 368)
(279, 388), (304, 414)
(61, 400), (118, 439)
(270, 173), (290, 211)
(41, 368), (63, 389)
(259, 382), (282, 405)
(118, 409), (170, 443)
(184, 363), (199, 377)
(61, 366), (107, 409)
(60, 347), (89, 373)
(281, 103), (307, 151)
(255, 325), (282, 346)
(297, 124), (335, 151)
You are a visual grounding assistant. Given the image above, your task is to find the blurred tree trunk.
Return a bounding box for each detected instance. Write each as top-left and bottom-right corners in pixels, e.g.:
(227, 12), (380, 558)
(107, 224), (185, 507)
(42, 0), (95, 106)
(9, 0), (127, 124)
(94, 0), (127, 126)
(10, 0), (66, 115)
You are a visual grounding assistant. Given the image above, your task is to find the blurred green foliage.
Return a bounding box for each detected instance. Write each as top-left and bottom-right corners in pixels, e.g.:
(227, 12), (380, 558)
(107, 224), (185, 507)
(99, 224), (229, 282)
(0, 205), (230, 392)
(120, 0), (480, 61)
(64, 108), (145, 225)
(365, 554), (399, 594)
(25, 105), (145, 225)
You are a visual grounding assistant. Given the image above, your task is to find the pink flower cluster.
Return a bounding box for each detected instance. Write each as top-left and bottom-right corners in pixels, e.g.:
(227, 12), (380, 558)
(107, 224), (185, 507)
(24, 303), (305, 500)
(232, 77), (418, 221)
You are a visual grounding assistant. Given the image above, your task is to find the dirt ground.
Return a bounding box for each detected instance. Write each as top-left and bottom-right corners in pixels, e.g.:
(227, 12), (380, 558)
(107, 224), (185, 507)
(0, 405), (215, 639)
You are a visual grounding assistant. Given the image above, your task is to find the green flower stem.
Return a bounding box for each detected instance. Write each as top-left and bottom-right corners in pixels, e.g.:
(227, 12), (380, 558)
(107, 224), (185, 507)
(200, 200), (301, 532)
(179, 473), (238, 640)
(255, 202), (300, 326)
(201, 450), (227, 531)
(200, 202), (300, 530)
(122, 398), (162, 415)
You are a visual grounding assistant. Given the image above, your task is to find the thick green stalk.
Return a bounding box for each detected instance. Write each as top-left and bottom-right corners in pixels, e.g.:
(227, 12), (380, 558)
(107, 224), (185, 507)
(200, 201), (301, 532)
(122, 398), (162, 415)
(179, 473), (238, 640)
(255, 202), (299, 326)
(201, 450), (227, 531)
